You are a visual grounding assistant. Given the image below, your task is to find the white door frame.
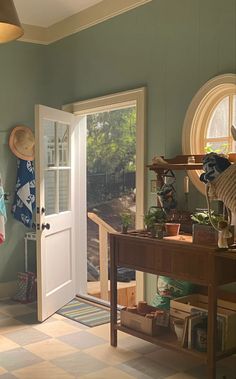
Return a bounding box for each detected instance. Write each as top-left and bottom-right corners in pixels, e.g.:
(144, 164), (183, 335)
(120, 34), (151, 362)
(63, 87), (147, 301)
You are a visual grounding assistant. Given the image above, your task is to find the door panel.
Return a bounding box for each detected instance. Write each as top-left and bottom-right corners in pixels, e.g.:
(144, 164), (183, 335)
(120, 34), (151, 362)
(35, 105), (76, 322)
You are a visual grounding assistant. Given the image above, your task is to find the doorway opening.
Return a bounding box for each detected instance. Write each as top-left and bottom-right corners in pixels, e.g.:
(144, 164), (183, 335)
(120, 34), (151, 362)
(63, 88), (146, 307)
(86, 106), (136, 307)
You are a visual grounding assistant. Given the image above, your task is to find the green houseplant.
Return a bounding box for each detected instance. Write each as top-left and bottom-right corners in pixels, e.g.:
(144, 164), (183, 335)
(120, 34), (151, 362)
(120, 212), (132, 233)
(144, 207), (166, 237)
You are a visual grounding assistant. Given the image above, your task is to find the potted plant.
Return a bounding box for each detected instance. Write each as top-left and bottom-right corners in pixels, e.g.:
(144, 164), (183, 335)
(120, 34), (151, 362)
(120, 212), (132, 234)
(191, 211), (234, 245)
(144, 207), (166, 237)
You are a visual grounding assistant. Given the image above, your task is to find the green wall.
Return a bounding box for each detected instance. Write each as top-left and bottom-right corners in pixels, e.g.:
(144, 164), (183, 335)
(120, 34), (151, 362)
(46, 0), (236, 300)
(0, 41), (48, 283)
(0, 0), (236, 300)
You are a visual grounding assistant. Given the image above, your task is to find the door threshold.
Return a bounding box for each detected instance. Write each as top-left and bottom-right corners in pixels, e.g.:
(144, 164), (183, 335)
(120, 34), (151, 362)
(76, 293), (123, 310)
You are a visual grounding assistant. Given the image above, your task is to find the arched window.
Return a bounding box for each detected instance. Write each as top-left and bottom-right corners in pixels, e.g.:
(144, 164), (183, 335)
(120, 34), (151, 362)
(182, 74), (236, 194)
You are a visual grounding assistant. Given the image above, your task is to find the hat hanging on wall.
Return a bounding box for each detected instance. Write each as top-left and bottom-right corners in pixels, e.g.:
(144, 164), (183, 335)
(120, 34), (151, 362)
(9, 126), (35, 161)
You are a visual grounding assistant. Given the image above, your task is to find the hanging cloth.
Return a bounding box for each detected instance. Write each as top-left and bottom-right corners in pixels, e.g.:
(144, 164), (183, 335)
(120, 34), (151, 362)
(12, 159), (36, 228)
(0, 181), (7, 244)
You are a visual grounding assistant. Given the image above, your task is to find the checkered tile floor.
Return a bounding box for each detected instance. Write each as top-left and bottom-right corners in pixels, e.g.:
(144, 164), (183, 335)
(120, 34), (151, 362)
(0, 299), (235, 379)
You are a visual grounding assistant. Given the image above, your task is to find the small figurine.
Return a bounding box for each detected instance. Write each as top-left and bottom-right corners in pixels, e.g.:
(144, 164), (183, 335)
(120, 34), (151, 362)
(200, 152), (231, 183)
(157, 183), (177, 212)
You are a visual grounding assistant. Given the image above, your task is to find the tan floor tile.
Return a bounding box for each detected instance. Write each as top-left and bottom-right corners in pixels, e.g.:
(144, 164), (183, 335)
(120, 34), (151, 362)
(85, 343), (140, 365)
(13, 361), (75, 379)
(0, 318), (27, 334)
(0, 335), (20, 352)
(0, 367), (7, 375)
(1, 304), (33, 317)
(33, 320), (80, 337)
(81, 366), (135, 379)
(146, 348), (201, 371)
(88, 323), (132, 341)
(25, 338), (78, 360)
(52, 313), (65, 320)
(164, 374), (197, 379)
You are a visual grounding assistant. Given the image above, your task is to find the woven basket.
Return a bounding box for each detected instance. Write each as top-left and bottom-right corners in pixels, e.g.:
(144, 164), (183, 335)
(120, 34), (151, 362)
(207, 164), (236, 213)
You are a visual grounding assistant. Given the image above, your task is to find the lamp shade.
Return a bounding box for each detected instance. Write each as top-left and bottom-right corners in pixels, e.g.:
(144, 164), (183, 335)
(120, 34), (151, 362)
(0, 0), (23, 43)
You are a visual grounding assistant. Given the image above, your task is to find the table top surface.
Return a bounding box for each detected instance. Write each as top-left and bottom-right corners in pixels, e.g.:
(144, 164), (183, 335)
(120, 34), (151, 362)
(110, 232), (236, 260)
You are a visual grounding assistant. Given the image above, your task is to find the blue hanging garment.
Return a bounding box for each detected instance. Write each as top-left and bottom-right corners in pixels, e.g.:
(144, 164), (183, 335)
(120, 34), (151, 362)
(12, 159), (36, 228)
(0, 180), (7, 244)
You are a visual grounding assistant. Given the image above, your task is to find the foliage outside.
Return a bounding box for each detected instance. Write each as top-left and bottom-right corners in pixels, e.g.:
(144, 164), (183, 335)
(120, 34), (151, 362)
(204, 143), (229, 155)
(87, 108), (136, 174)
(120, 212), (133, 227)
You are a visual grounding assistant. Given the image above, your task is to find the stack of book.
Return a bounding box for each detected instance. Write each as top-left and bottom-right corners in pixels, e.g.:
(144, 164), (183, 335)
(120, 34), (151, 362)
(181, 308), (226, 352)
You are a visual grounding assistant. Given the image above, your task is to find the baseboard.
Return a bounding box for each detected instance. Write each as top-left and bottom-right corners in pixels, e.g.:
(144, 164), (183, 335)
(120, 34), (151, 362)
(0, 281), (17, 299)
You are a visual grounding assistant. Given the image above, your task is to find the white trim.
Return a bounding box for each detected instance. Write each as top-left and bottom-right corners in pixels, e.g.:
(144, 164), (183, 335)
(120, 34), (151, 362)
(63, 87), (146, 302)
(19, 0), (152, 45)
(182, 74), (236, 194)
(0, 281), (17, 299)
(75, 115), (88, 295)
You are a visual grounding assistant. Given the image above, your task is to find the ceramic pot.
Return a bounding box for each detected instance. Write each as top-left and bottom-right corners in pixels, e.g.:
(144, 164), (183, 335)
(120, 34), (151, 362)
(192, 224), (234, 246)
(165, 223), (180, 236)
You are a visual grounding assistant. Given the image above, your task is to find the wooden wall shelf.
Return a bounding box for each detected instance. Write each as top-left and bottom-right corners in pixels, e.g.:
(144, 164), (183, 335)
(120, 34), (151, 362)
(147, 154), (203, 174)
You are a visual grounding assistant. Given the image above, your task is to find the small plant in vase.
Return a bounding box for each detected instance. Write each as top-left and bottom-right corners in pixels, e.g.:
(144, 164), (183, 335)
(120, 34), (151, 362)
(144, 213), (157, 237)
(144, 207), (166, 238)
(120, 212), (132, 234)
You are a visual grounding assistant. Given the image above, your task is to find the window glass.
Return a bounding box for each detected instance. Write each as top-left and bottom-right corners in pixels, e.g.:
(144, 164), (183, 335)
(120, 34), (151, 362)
(57, 123), (70, 167)
(43, 120), (56, 168)
(233, 95), (236, 127)
(59, 170), (70, 212)
(45, 170), (57, 216)
(207, 97), (229, 139)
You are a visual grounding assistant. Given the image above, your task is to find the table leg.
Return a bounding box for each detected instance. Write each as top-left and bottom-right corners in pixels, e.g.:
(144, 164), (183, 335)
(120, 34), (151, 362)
(207, 282), (217, 378)
(110, 235), (117, 347)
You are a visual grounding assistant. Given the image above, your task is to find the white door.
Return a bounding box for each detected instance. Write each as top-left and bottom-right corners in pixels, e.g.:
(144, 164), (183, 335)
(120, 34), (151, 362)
(35, 105), (77, 322)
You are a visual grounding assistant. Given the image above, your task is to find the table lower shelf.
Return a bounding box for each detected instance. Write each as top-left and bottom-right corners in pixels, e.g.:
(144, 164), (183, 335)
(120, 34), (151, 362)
(115, 324), (236, 362)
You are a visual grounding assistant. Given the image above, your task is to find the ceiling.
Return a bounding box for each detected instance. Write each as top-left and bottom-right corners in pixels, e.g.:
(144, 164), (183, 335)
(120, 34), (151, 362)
(14, 0), (104, 27)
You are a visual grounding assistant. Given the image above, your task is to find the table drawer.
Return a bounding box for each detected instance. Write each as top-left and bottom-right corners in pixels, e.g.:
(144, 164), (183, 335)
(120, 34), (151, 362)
(117, 239), (155, 271)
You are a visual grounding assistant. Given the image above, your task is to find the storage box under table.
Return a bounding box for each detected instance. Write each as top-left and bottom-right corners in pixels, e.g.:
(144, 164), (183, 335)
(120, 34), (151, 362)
(170, 294), (236, 350)
(120, 308), (166, 336)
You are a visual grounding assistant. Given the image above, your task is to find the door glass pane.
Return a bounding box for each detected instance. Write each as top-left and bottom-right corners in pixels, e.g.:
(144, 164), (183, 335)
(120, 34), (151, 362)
(45, 170), (57, 215)
(43, 120), (56, 168)
(59, 170), (70, 212)
(57, 123), (70, 167)
(207, 97), (229, 138)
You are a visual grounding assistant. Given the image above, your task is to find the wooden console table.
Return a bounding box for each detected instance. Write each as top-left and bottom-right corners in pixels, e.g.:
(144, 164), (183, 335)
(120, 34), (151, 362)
(110, 233), (236, 379)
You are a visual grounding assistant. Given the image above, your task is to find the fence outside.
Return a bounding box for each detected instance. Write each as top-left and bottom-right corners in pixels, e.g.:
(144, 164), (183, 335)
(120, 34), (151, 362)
(87, 171), (135, 206)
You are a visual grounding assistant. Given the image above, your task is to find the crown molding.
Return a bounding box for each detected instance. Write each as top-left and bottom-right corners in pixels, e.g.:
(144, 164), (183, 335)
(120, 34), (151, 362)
(19, 0), (152, 45)
(20, 24), (47, 45)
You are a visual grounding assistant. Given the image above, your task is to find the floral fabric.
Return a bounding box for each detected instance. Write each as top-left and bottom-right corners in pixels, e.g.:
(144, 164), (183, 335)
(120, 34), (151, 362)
(12, 159), (36, 228)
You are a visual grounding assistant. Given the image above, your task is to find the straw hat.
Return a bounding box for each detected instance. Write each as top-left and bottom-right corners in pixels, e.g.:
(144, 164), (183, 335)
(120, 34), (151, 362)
(9, 126), (35, 161)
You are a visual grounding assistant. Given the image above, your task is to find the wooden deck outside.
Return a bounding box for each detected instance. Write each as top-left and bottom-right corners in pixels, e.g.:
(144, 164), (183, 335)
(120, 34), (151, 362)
(87, 280), (136, 307)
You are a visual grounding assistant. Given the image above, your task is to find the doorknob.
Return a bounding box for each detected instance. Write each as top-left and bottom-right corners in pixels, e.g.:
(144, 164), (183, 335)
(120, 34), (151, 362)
(42, 223), (50, 230)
